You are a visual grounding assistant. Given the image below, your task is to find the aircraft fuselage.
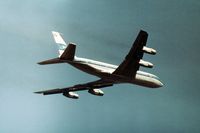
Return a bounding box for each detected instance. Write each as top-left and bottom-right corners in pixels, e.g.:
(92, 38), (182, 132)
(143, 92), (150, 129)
(67, 56), (163, 88)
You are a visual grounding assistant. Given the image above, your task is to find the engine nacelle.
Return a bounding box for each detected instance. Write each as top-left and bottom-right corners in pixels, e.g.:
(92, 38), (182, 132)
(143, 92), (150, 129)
(139, 59), (153, 68)
(63, 92), (79, 99)
(142, 46), (156, 55)
(88, 89), (104, 96)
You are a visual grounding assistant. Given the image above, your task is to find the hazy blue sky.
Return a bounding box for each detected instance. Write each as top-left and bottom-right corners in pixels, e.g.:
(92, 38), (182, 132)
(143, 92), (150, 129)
(0, 0), (200, 133)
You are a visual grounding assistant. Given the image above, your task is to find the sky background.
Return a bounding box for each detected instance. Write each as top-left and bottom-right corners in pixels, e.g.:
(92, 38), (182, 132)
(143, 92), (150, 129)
(0, 0), (200, 133)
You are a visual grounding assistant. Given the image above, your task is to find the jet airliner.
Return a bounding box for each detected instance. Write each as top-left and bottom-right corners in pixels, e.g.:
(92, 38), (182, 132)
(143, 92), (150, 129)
(35, 30), (163, 99)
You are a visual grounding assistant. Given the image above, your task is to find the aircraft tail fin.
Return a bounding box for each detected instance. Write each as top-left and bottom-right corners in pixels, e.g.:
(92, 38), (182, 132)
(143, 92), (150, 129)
(38, 31), (76, 65)
(52, 31), (76, 60)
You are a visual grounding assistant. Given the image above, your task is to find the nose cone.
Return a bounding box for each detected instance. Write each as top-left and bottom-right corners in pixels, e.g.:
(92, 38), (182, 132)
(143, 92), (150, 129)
(159, 81), (164, 87)
(150, 78), (164, 88)
(156, 80), (164, 88)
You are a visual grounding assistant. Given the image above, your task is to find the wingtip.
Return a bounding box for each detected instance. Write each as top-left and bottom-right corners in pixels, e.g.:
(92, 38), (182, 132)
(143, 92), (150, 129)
(140, 29), (148, 34)
(37, 62), (43, 65)
(34, 91), (43, 94)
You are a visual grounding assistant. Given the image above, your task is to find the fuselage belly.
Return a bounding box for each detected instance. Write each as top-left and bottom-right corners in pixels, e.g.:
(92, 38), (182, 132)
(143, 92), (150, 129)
(68, 57), (163, 88)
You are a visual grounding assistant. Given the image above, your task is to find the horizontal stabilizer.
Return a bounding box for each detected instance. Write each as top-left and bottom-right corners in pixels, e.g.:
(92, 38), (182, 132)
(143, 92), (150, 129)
(38, 58), (65, 65)
(38, 31), (76, 66)
(60, 43), (76, 60)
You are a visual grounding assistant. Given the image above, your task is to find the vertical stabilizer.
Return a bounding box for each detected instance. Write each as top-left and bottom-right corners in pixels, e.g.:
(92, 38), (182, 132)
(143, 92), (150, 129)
(59, 43), (76, 60)
(38, 31), (76, 65)
(52, 31), (66, 45)
(52, 31), (76, 60)
(52, 31), (67, 57)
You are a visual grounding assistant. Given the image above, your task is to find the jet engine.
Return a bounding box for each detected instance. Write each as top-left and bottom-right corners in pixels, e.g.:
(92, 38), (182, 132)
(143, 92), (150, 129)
(88, 89), (104, 96)
(139, 59), (153, 68)
(63, 92), (79, 99)
(142, 46), (156, 55)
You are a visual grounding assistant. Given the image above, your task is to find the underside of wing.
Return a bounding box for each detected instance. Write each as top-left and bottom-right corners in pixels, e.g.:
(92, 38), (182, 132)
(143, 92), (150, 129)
(113, 30), (156, 78)
(35, 79), (113, 99)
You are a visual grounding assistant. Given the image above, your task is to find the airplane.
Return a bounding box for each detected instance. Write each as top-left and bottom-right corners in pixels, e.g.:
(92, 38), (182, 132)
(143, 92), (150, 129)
(35, 30), (163, 99)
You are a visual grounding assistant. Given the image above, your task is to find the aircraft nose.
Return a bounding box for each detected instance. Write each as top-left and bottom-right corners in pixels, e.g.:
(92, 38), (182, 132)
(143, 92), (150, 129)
(152, 79), (164, 88)
(158, 81), (164, 87)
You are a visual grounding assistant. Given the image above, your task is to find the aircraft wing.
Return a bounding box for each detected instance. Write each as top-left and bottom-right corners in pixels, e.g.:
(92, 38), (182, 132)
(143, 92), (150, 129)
(113, 30), (148, 77)
(35, 79), (113, 95)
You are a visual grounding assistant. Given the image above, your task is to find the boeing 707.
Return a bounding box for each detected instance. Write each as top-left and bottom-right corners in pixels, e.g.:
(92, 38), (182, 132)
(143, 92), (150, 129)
(35, 30), (163, 99)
